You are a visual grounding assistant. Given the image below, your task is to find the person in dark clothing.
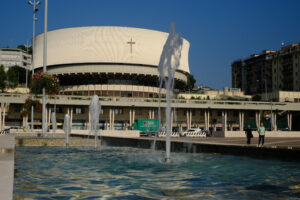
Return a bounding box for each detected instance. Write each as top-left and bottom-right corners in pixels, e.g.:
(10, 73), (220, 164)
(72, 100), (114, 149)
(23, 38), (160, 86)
(245, 125), (253, 144)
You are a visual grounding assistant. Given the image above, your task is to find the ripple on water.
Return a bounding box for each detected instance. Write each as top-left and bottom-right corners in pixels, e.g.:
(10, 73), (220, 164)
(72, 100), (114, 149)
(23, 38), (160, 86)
(13, 146), (300, 200)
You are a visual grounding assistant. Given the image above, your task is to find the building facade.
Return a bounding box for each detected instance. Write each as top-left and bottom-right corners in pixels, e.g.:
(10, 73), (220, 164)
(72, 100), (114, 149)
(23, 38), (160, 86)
(1, 27), (300, 133)
(0, 48), (32, 71)
(33, 26), (190, 98)
(232, 43), (300, 100)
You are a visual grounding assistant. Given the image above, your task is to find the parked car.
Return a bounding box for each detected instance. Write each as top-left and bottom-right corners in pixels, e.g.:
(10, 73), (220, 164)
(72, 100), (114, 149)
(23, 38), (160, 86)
(180, 128), (203, 137)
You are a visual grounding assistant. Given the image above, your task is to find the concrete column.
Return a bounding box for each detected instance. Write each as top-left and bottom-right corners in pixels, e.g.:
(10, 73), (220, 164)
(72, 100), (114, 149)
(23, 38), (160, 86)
(112, 108), (115, 130)
(105, 120), (108, 130)
(207, 110), (210, 131)
(258, 112), (261, 127)
(290, 113), (293, 131)
(152, 109), (155, 119)
(132, 109), (135, 124)
(2, 104), (6, 130)
(88, 110), (91, 130)
(204, 110), (207, 130)
(274, 112), (277, 131)
(287, 112), (290, 131)
(288, 112), (292, 131)
(222, 111), (227, 132)
(22, 116), (25, 127)
(189, 109), (192, 128)
(109, 108), (112, 130)
(186, 110), (189, 129)
(129, 109), (132, 127)
(0, 103), (2, 130)
(70, 107), (73, 130)
(149, 109), (152, 119)
(171, 109), (174, 132)
(48, 108), (51, 124)
(239, 111), (242, 131)
(241, 111), (244, 131)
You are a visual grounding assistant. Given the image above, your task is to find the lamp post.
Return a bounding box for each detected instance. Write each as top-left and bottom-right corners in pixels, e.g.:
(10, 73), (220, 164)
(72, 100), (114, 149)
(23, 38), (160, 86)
(28, 0), (40, 132)
(42, 0), (48, 136)
(263, 79), (267, 101)
(258, 78), (273, 130)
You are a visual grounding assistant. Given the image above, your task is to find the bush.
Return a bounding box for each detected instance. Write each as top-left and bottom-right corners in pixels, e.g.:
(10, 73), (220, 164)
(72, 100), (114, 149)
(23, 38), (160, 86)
(30, 72), (60, 95)
(252, 95), (262, 101)
(22, 98), (42, 116)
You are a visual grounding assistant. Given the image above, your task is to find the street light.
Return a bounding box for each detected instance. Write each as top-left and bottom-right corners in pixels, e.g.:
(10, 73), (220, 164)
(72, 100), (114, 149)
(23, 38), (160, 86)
(28, 0), (40, 132)
(256, 79), (267, 101)
(257, 78), (273, 130)
(42, 0), (48, 136)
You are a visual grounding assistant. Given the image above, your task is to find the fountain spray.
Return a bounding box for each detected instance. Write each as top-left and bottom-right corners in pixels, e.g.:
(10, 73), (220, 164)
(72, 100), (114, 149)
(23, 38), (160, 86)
(51, 112), (57, 137)
(63, 114), (70, 146)
(158, 22), (183, 162)
(89, 95), (101, 149)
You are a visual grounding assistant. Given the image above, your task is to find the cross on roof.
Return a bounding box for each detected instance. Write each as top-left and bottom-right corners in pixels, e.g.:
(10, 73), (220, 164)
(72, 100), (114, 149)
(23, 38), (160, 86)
(127, 38), (135, 54)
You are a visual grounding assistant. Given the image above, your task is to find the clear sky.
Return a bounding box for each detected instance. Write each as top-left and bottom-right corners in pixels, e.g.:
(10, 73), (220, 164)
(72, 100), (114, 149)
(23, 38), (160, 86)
(1, 0), (300, 89)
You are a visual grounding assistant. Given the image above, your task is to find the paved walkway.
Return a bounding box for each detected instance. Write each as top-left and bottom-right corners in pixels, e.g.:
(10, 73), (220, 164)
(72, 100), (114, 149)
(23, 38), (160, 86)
(0, 134), (15, 200)
(145, 136), (300, 149)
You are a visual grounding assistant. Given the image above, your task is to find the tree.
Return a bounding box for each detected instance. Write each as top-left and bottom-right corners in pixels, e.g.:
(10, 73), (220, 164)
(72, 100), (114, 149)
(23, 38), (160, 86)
(6, 67), (18, 89)
(0, 65), (7, 92)
(187, 74), (196, 91)
(252, 95), (262, 101)
(17, 45), (32, 55)
(11, 65), (28, 84)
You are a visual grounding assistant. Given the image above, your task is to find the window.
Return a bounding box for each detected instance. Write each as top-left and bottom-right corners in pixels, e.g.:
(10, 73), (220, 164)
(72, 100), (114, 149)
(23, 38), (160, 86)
(14, 104), (22, 112)
(217, 111), (222, 116)
(114, 108), (123, 115)
(184, 110), (196, 116)
(135, 109), (142, 115)
(73, 107), (84, 114)
(54, 106), (64, 113)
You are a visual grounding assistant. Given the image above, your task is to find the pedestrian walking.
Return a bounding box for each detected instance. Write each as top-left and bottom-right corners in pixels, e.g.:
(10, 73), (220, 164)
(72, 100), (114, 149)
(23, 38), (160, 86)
(258, 123), (265, 147)
(245, 125), (253, 144)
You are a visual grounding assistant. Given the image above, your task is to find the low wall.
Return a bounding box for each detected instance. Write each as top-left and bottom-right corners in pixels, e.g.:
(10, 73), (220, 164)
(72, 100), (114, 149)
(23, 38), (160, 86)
(13, 129), (140, 138)
(225, 131), (300, 137)
(71, 130), (140, 138)
(15, 137), (96, 147)
(101, 136), (300, 162)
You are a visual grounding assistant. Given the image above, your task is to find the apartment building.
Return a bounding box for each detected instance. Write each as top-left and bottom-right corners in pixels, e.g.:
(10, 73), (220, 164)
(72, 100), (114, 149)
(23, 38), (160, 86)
(232, 43), (300, 100)
(0, 48), (32, 71)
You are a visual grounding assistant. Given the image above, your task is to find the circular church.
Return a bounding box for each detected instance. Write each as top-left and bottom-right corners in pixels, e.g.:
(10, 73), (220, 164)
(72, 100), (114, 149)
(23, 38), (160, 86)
(33, 26), (190, 97)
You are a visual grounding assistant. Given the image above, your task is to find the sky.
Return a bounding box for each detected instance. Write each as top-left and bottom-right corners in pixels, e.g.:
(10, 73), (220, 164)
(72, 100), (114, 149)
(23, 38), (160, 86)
(0, 0), (300, 89)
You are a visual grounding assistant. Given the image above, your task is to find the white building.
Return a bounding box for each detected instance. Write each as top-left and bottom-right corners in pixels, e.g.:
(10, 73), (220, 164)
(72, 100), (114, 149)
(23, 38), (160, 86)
(33, 26), (190, 97)
(0, 48), (32, 71)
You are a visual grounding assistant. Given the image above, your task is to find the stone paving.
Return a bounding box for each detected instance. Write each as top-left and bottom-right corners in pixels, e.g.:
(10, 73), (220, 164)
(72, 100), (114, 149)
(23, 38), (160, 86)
(0, 135), (14, 200)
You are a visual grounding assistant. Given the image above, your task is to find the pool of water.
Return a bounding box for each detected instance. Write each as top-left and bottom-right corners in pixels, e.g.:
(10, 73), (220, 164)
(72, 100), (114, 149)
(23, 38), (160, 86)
(14, 146), (300, 200)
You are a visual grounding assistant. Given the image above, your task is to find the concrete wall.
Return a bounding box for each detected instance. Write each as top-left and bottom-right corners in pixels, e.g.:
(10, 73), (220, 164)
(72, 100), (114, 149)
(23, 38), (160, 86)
(70, 129), (140, 138)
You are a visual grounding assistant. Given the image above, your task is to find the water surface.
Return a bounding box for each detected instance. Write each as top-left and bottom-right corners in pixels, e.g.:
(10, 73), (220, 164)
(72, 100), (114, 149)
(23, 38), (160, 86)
(14, 147), (300, 199)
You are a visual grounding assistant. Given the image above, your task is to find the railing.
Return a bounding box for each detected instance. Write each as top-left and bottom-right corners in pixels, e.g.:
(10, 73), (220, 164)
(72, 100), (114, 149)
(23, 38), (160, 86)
(0, 93), (295, 108)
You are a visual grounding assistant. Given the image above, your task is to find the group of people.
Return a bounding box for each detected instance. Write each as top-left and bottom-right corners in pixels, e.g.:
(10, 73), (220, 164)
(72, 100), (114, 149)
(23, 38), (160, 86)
(245, 123), (265, 146)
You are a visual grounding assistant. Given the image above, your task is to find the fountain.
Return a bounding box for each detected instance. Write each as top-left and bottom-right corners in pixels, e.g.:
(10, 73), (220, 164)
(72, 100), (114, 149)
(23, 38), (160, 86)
(63, 114), (70, 146)
(89, 95), (101, 148)
(158, 22), (183, 162)
(51, 112), (57, 137)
